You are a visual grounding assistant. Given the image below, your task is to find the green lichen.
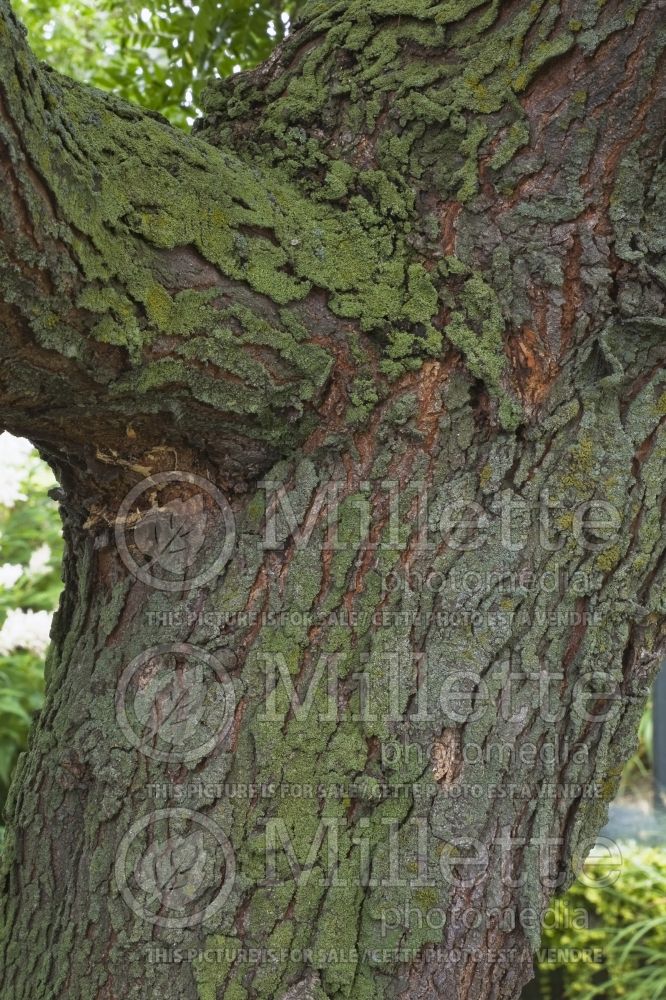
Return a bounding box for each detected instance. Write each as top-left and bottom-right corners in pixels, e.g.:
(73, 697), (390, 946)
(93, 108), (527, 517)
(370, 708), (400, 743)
(2, 6), (663, 999)
(443, 271), (522, 428)
(490, 120), (530, 170)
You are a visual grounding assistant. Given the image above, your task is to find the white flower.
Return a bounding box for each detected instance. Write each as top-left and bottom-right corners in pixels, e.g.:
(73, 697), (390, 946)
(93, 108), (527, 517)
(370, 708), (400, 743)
(28, 544), (52, 577)
(0, 608), (53, 657)
(0, 432), (35, 507)
(0, 563), (23, 589)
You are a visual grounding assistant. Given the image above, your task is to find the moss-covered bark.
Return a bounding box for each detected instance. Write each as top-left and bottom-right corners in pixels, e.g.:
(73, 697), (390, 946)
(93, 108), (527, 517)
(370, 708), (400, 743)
(0, 1), (664, 998)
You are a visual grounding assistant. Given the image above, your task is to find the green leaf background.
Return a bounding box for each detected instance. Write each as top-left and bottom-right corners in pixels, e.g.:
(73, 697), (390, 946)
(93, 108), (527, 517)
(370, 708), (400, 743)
(13, 0), (303, 128)
(0, 452), (62, 813)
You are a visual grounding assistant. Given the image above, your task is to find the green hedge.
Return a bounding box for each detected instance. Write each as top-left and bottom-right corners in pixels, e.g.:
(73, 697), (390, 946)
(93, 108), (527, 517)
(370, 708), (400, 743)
(537, 846), (666, 999)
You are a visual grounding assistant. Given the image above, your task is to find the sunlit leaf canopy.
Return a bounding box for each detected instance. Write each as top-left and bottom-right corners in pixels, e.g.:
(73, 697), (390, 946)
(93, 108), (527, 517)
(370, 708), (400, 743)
(14, 0), (302, 127)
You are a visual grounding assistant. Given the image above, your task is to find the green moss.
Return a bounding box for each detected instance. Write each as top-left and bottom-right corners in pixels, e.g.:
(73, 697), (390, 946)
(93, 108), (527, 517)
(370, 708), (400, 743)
(490, 120), (530, 170)
(316, 159), (356, 201)
(455, 122), (488, 201)
(194, 935), (236, 1000)
(224, 986), (248, 1000)
(403, 263), (438, 324)
(595, 544), (622, 573)
(443, 271), (522, 427)
(6, 9), (663, 994)
(321, 493), (367, 612)
(185, 0), (622, 411)
(561, 434), (596, 490)
(512, 33), (575, 93)
(385, 392), (418, 426)
(347, 377), (380, 425)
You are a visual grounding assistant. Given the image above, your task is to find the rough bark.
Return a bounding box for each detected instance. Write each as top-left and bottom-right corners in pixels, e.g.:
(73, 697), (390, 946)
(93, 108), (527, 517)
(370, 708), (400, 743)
(0, 1), (664, 999)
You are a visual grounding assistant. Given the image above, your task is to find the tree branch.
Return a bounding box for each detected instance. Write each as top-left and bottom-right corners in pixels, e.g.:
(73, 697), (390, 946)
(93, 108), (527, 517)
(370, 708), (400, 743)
(3, 0), (664, 517)
(0, 0), (348, 503)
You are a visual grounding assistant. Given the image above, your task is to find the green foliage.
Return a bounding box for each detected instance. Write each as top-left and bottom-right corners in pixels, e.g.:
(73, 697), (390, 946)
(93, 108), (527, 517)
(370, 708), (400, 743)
(0, 652), (46, 804)
(538, 846), (666, 999)
(0, 450), (62, 826)
(13, 0), (303, 127)
(619, 700), (654, 794)
(0, 466), (63, 615)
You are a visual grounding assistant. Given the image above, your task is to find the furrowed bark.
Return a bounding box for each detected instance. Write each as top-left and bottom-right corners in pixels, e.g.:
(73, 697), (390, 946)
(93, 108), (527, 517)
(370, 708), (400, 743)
(0, 1), (664, 999)
(0, 0), (345, 499)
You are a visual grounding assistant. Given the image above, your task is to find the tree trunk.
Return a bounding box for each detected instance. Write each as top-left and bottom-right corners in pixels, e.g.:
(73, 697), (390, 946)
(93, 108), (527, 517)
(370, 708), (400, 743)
(0, 1), (664, 998)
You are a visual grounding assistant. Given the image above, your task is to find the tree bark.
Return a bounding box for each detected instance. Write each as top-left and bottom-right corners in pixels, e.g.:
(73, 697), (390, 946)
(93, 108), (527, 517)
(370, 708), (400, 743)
(0, 1), (664, 998)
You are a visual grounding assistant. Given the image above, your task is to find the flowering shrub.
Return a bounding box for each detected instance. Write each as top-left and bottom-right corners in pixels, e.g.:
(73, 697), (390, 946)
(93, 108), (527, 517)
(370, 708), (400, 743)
(0, 434), (63, 823)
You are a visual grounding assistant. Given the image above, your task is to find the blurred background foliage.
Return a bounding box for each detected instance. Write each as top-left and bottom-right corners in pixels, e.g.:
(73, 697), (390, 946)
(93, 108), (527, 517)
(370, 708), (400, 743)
(13, 0), (303, 128)
(535, 847), (666, 1000)
(0, 2), (663, 996)
(0, 436), (62, 818)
